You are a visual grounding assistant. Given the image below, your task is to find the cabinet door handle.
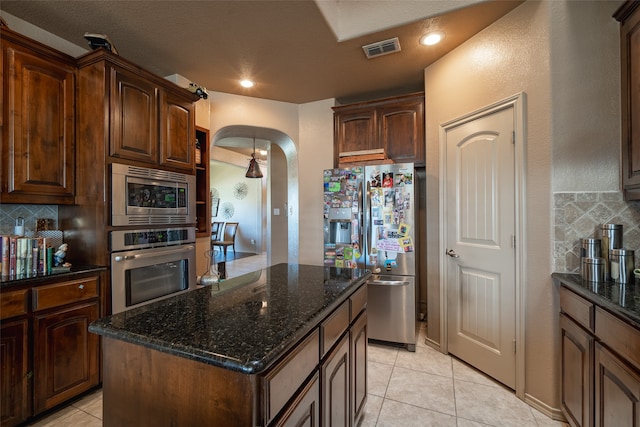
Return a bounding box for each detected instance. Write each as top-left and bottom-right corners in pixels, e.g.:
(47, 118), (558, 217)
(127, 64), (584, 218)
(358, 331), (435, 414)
(79, 284), (85, 290)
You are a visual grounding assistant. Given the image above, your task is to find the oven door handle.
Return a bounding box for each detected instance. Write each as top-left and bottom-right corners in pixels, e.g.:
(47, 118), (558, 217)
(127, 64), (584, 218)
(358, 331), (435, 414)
(113, 245), (195, 262)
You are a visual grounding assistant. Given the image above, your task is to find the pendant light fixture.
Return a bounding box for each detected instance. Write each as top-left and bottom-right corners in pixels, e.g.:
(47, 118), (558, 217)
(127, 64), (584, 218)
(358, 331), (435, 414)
(245, 137), (263, 178)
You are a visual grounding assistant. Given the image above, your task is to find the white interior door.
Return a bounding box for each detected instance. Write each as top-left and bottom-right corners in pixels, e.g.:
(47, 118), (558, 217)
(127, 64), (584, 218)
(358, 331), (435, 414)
(445, 106), (516, 389)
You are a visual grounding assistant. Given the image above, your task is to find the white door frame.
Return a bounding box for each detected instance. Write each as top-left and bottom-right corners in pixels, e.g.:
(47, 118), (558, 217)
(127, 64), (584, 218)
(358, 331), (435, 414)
(439, 92), (527, 399)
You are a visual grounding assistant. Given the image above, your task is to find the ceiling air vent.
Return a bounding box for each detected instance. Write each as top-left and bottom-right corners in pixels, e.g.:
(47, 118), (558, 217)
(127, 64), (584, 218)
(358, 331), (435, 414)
(362, 37), (401, 59)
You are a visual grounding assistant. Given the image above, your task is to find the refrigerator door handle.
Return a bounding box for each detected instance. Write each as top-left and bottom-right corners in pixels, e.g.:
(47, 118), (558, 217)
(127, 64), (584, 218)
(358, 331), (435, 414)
(358, 179), (364, 255)
(365, 180), (372, 258)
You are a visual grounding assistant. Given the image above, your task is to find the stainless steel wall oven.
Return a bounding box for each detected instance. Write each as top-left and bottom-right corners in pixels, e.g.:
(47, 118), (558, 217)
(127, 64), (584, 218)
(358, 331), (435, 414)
(111, 163), (196, 226)
(110, 227), (196, 314)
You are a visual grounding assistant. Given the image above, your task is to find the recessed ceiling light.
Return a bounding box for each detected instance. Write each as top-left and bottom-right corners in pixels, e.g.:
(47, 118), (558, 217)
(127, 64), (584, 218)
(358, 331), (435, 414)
(420, 31), (444, 46)
(240, 79), (254, 88)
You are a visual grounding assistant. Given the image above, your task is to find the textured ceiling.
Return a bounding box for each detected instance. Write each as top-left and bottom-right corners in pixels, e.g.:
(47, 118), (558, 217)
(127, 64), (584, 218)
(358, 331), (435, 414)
(0, 0), (522, 104)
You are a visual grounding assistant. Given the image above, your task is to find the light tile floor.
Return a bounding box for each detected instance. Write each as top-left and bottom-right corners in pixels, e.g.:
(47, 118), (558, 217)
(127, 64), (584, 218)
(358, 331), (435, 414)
(28, 254), (568, 427)
(361, 329), (569, 427)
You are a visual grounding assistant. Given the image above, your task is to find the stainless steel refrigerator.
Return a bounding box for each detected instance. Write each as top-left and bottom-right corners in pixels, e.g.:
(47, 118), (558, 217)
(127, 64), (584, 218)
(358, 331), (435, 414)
(323, 163), (418, 351)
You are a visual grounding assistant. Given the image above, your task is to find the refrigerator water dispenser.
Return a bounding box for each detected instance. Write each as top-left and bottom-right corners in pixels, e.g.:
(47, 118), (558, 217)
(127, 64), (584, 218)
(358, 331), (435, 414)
(328, 208), (352, 244)
(329, 221), (351, 244)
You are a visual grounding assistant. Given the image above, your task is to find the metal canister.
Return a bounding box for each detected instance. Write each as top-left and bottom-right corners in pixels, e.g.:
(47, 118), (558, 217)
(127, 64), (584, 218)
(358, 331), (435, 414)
(581, 238), (601, 259)
(581, 257), (605, 282)
(598, 224), (623, 280)
(610, 249), (635, 284)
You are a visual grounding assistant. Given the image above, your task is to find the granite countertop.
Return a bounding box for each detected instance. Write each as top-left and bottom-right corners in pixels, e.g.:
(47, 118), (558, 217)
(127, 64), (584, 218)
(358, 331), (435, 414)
(1, 265), (108, 289)
(89, 263), (371, 375)
(552, 272), (640, 329)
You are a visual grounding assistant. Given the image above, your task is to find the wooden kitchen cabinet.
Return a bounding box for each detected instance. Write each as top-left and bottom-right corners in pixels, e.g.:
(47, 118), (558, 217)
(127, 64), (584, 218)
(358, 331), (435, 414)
(615, 1), (640, 200)
(32, 275), (101, 415)
(33, 301), (99, 413)
(109, 65), (158, 164)
(349, 284), (368, 426)
(275, 373), (320, 427)
(561, 313), (593, 427)
(264, 329), (320, 425)
(321, 333), (350, 427)
(333, 92), (425, 167)
(558, 279), (640, 427)
(378, 96), (425, 164)
(594, 343), (640, 427)
(0, 27), (76, 205)
(77, 48), (199, 173)
(334, 107), (378, 155)
(0, 319), (29, 427)
(350, 311), (368, 426)
(0, 288), (30, 427)
(0, 271), (103, 427)
(160, 90), (197, 170)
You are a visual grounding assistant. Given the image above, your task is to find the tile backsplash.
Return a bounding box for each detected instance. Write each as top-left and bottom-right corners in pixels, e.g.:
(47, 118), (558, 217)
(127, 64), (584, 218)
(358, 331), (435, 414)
(553, 192), (640, 273)
(0, 204), (58, 236)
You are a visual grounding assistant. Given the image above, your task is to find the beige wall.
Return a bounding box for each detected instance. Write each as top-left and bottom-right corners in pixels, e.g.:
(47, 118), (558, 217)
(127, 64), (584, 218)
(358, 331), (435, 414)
(424, 0), (622, 413)
(204, 92), (335, 267)
(298, 99), (336, 265)
(549, 1), (622, 191)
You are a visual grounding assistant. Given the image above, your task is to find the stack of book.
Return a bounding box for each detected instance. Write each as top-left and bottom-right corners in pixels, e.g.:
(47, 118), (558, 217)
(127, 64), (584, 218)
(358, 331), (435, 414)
(0, 235), (55, 279)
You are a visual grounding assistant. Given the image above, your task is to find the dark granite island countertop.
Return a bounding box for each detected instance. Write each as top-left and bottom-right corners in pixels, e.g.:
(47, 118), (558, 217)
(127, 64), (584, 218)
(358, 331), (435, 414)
(90, 263), (369, 373)
(90, 263), (370, 426)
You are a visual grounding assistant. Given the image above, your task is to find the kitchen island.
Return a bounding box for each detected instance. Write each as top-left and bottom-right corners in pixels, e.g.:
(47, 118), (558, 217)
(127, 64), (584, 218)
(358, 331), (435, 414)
(89, 263), (370, 426)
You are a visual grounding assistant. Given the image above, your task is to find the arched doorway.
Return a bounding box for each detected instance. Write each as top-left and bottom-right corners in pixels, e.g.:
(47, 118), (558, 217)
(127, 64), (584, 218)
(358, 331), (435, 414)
(211, 125), (299, 266)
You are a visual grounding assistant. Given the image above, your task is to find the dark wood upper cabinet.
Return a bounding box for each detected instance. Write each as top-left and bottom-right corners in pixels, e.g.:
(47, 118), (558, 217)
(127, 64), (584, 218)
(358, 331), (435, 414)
(379, 96), (425, 164)
(76, 48), (198, 174)
(1, 27), (76, 204)
(333, 92), (425, 167)
(109, 66), (158, 164)
(160, 90), (196, 170)
(614, 1), (640, 200)
(334, 107), (378, 155)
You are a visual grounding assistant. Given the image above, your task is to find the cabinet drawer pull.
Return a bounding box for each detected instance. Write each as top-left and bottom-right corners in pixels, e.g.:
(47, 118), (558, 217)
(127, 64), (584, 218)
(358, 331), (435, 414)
(79, 284), (84, 290)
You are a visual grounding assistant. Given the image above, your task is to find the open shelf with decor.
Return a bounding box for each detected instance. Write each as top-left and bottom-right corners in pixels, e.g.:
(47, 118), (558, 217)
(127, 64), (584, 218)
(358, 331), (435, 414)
(195, 126), (210, 238)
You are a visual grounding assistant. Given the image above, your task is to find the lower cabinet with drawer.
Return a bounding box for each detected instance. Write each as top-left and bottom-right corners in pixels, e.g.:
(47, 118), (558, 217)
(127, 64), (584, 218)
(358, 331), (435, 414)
(272, 284), (368, 427)
(0, 272), (103, 427)
(558, 283), (640, 427)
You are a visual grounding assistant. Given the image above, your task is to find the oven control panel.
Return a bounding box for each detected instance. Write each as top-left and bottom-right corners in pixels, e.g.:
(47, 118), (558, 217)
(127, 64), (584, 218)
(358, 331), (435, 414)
(110, 227), (196, 252)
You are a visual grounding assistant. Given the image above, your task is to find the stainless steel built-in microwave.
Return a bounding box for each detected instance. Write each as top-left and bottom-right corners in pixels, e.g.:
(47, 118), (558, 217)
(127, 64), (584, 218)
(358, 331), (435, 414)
(111, 163), (196, 226)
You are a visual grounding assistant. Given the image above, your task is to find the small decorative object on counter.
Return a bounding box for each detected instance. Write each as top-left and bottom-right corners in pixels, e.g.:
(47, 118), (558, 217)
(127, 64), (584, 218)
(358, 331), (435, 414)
(580, 238), (601, 281)
(195, 138), (202, 165)
(580, 238), (601, 258)
(582, 257), (605, 283)
(610, 249), (635, 284)
(199, 250), (220, 289)
(14, 217), (24, 236)
(53, 243), (69, 267)
(598, 223), (623, 280)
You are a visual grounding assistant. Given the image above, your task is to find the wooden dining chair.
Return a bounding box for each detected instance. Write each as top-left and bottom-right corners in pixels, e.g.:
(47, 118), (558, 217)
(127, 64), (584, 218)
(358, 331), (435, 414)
(211, 221), (224, 241)
(212, 222), (238, 257)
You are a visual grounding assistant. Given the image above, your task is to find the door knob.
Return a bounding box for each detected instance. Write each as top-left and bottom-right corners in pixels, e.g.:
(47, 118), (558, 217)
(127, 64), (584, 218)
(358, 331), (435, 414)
(446, 249), (460, 258)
